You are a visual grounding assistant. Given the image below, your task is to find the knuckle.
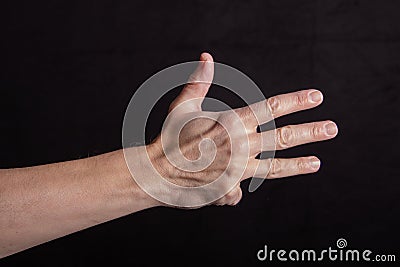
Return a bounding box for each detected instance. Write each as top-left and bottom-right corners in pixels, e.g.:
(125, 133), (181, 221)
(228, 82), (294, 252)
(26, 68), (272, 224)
(296, 158), (307, 171)
(220, 112), (242, 131)
(240, 107), (257, 125)
(213, 122), (227, 137)
(215, 185), (242, 206)
(230, 189), (242, 206)
(295, 92), (308, 106)
(311, 123), (322, 138)
(225, 187), (242, 206)
(267, 97), (280, 117)
(239, 106), (252, 119)
(217, 112), (231, 127)
(220, 114), (247, 141)
(277, 126), (293, 148)
(224, 191), (236, 203)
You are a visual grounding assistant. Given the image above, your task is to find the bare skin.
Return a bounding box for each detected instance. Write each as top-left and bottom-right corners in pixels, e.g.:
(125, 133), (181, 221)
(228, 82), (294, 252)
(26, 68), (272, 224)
(0, 52), (338, 258)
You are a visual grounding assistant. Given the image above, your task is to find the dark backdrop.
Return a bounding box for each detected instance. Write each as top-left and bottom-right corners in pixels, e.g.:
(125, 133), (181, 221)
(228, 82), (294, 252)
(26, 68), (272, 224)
(1, 0), (399, 266)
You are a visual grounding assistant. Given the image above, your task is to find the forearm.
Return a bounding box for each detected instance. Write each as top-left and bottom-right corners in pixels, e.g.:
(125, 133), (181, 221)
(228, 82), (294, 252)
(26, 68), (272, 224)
(0, 149), (159, 258)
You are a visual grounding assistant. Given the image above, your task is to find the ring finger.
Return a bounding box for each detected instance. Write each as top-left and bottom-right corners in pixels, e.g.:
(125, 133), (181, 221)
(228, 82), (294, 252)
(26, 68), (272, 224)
(244, 156), (321, 180)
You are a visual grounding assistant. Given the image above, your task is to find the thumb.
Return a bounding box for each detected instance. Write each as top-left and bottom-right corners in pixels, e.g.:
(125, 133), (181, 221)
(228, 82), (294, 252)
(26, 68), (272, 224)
(169, 52), (214, 112)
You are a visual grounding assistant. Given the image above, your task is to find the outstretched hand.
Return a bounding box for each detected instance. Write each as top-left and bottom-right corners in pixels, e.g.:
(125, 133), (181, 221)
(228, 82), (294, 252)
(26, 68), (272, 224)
(145, 53), (338, 207)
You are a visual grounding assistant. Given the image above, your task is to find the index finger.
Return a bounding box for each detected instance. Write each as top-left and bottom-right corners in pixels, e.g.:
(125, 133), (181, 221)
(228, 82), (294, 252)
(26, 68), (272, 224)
(236, 89), (324, 126)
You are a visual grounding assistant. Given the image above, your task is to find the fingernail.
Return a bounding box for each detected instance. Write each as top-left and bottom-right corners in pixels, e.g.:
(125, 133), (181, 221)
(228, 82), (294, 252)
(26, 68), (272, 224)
(310, 158), (321, 169)
(308, 90), (322, 103)
(324, 122), (338, 136)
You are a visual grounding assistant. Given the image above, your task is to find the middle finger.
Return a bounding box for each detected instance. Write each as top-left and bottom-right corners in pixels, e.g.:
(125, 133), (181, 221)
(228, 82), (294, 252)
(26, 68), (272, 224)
(250, 120), (338, 153)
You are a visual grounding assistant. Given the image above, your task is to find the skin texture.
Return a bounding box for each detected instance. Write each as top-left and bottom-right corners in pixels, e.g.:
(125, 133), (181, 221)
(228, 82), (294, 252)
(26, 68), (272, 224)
(0, 52), (338, 258)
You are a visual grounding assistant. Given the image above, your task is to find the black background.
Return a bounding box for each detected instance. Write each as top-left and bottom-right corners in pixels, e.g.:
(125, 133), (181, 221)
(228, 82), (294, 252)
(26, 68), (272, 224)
(1, 0), (399, 266)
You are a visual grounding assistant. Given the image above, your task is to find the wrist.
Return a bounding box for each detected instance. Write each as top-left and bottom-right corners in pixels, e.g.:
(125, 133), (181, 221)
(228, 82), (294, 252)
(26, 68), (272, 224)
(102, 149), (163, 212)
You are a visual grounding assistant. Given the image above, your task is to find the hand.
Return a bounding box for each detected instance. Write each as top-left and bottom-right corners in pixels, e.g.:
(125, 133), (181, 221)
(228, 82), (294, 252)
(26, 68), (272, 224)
(0, 53), (338, 257)
(142, 52), (338, 207)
